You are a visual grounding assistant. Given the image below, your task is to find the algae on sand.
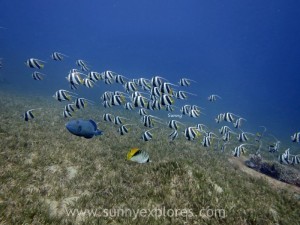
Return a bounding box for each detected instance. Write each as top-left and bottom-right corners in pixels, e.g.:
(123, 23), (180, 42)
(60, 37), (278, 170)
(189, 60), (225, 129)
(0, 91), (299, 225)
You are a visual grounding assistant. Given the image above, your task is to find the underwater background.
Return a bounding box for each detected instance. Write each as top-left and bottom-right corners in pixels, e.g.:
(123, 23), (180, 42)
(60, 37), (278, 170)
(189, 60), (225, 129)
(0, 0), (300, 224)
(1, 0), (300, 140)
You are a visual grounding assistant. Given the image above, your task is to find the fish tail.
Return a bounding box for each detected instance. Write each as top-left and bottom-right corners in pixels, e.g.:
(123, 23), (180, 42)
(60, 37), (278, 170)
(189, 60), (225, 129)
(95, 129), (103, 136)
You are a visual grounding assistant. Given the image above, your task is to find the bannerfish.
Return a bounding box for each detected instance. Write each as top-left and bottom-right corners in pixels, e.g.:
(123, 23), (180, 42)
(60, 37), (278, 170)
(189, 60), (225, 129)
(291, 132), (300, 143)
(127, 148), (150, 163)
(25, 58), (45, 69)
(66, 119), (103, 139)
(51, 52), (68, 61)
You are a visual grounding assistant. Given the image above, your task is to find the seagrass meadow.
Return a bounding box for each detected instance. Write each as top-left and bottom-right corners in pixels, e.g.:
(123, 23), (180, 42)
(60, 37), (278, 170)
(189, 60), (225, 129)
(0, 90), (299, 225)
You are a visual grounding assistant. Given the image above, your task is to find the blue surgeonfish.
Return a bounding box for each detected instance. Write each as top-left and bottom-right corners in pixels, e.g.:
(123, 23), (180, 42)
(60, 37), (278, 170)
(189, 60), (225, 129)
(65, 119), (103, 139)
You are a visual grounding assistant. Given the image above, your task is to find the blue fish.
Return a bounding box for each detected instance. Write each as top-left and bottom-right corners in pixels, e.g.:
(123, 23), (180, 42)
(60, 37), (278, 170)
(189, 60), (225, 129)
(66, 119), (103, 139)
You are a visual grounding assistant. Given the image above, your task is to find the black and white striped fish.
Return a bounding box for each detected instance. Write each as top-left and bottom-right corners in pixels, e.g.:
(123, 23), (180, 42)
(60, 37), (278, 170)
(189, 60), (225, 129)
(201, 136), (212, 147)
(63, 110), (72, 118)
(102, 70), (117, 80)
(167, 120), (184, 130)
(101, 91), (113, 101)
(124, 102), (134, 110)
(141, 115), (154, 128)
(66, 71), (84, 87)
(178, 78), (196, 86)
(160, 94), (174, 106)
(160, 82), (177, 94)
(25, 58), (45, 69)
(233, 117), (246, 128)
(133, 95), (147, 108)
(291, 132), (300, 143)
(278, 148), (290, 164)
(174, 90), (197, 100)
(64, 104), (76, 112)
(87, 71), (101, 82)
(114, 116), (127, 125)
(32, 71), (46, 80)
(51, 52), (68, 61)
(151, 76), (165, 87)
(23, 108), (40, 121)
(215, 113), (225, 123)
(184, 127), (200, 141)
(208, 94), (221, 102)
(115, 74), (128, 84)
(150, 86), (161, 98)
(142, 128), (156, 141)
(232, 144), (251, 157)
(169, 129), (179, 141)
(75, 98), (94, 109)
(180, 105), (191, 115)
(103, 113), (114, 122)
(165, 105), (175, 111)
(189, 109), (200, 118)
(138, 108), (148, 116)
(138, 78), (152, 90)
(118, 124), (135, 135)
(196, 124), (208, 133)
(76, 59), (89, 71)
(104, 78), (114, 84)
(219, 126), (232, 135)
(224, 112), (239, 123)
(110, 94), (125, 106)
(151, 99), (162, 110)
(53, 89), (77, 102)
(141, 115), (163, 128)
(124, 81), (138, 92)
(291, 155), (300, 165)
(102, 100), (111, 108)
(83, 78), (95, 88)
(237, 131), (255, 142)
(222, 130), (236, 142)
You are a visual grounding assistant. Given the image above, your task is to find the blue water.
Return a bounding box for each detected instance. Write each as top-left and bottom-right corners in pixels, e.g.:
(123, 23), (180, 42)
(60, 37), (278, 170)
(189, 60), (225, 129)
(0, 0), (300, 149)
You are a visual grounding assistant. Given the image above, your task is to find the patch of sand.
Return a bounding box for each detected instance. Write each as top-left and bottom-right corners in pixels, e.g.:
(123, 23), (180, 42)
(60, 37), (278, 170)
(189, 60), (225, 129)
(228, 156), (300, 194)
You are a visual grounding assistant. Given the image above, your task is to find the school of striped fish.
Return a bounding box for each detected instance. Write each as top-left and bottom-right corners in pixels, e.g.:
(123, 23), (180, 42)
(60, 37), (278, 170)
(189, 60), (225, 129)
(8, 53), (299, 164)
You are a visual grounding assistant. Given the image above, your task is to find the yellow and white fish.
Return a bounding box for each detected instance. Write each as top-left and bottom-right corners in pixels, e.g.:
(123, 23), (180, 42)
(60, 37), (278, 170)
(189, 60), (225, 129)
(127, 148), (150, 163)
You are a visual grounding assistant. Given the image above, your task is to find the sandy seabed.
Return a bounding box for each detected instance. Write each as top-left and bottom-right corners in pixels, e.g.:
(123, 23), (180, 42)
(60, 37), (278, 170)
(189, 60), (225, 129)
(0, 90), (299, 225)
